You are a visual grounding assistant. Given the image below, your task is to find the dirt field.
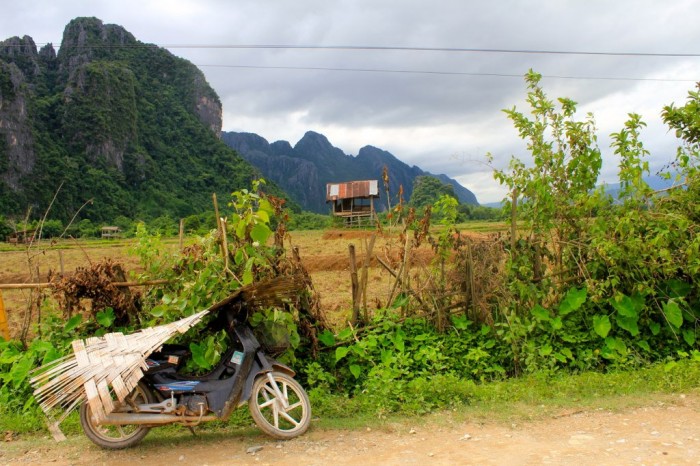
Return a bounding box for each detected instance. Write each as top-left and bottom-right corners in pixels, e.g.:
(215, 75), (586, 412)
(0, 228), (479, 335)
(2, 394), (699, 465)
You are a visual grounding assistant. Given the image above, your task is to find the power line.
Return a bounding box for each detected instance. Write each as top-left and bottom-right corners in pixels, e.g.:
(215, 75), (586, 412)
(163, 44), (700, 58)
(11, 42), (700, 58)
(197, 64), (698, 83)
(5, 42), (697, 81)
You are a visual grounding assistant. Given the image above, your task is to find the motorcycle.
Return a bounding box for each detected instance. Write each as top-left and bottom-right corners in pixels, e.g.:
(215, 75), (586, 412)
(77, 293), (312, 449)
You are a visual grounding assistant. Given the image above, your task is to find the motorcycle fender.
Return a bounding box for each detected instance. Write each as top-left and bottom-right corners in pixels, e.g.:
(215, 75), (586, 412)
(239, 361), (296, 405)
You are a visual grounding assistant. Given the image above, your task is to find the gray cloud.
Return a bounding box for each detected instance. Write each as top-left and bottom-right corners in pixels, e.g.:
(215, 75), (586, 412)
(2, 0), (699, 202)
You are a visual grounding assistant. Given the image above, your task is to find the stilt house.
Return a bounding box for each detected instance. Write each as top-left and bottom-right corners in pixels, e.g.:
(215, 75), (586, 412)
(326, 180), (380, 227)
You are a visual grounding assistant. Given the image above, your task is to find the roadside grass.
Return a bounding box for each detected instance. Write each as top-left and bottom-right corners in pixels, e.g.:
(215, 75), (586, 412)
(309, 357), (700, 430)
(3, 358), (698, 443)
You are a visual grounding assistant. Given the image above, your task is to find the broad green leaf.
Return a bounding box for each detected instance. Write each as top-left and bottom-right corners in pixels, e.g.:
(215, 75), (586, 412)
(204, 341), (219, 366)
(531, 304), (550, 322)
(636, 340), (651, 352)
(256, 209), (270, 224)
(64, 315), (82, 333)
(381, 349), (392, 365)
(604, 336), (627, 355)
(29, 340), (54, 353)
(235, 220), (246, 240)
(234, 248), (245, 265)
(189, 342), (209, 369)
(250, 223), (272, 244)
(551, 317), (563, 331)
(663, 300), (683, 328)
(611, 294), (638, 318)
(649, 321), (661, 336)
(539, 344), (552, 356)
(593, 314), (611, 338)
(289, 331), (300, 348)
(559, 287), (587, 315)
(561, 347), (573, 359)
(318, 330), (335, 347)
(683, 329), (696, 346)
(393, 333), (405, 352)
(665, 279), (691, 299)
(150, 305), (165, 318)
(96, 308), (115, 327)
(450, 315), (470, 330)
(337, 328), (353, 341)
(553, 352), (567, 363)
(11, 356), (34, 385)
(242, 269), (254, 285)
(258, 198), (274, 217)
(615, 314), (639, 337)
(249, 312), (264, 325)
(335, 346), (350, 362)
(349, 364), (361, 378)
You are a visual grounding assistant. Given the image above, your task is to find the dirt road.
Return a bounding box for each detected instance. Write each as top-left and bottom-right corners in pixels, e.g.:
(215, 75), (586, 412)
(3, 395), (700, 465)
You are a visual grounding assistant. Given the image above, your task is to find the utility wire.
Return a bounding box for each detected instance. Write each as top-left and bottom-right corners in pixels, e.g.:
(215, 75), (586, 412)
(165, 44), (700, 58)
(198, 64), (698, 82)
(14, 42), (700, 58)
(8, 42), (698, 81)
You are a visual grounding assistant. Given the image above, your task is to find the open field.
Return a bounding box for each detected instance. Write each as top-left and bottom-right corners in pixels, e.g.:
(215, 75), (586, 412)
(0, 222), (506, 336)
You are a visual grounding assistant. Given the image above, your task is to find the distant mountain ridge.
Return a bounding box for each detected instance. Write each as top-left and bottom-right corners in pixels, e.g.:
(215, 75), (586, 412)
(221, 131), (478, 213)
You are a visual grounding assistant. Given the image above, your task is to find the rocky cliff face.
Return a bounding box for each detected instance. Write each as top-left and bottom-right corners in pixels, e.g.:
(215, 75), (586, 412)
(1, 17), (223, 181)
(221, 130), (479, 213)
(0, 17), (252, 222)
(221, 132), (321, 209)
(0, 59), (35, 190)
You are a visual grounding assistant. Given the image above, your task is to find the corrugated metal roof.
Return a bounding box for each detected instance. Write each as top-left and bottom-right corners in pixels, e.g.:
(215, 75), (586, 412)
(326, 180), (379, 201)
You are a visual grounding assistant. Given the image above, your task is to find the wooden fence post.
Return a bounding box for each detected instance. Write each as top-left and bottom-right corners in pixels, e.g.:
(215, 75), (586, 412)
(349, 244), (360, 324)
(359, 234), (376, 322)
(0, 290), (9, 340)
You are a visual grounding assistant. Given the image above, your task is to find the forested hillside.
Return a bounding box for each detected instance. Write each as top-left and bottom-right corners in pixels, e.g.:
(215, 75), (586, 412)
(0, 17), (267, 223)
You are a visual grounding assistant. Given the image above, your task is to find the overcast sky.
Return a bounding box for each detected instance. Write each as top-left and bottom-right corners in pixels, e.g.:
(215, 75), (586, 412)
(3, 1), (700, 203)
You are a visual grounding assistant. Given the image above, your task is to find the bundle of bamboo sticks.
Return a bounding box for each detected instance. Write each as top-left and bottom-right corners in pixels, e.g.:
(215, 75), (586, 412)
(30, 310), (208, 427)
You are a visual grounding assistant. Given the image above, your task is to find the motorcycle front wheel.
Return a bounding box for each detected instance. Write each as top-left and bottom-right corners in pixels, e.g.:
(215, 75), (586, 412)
(248, 371), (311, 439)
(79, 381), (155, 449)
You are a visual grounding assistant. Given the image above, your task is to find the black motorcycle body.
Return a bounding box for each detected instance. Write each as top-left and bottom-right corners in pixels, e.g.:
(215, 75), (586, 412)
(79, 307), (311, 449)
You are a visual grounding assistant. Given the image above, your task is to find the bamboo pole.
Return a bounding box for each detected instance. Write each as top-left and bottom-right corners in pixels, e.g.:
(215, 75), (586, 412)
(212, 193), (226, 261)
(179, 218), (185, 250)
(0, 279), (172, 290)
(511, 190), (518, 253)
(0, 290), (9, 340)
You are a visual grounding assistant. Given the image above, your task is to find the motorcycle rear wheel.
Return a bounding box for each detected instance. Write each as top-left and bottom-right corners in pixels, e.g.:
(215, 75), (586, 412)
(79, 381), (155, 449)
(248, 371), (311, 439)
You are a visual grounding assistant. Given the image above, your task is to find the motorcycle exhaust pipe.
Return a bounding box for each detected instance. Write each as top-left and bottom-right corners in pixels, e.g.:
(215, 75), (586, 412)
(99, 413), (217, 426)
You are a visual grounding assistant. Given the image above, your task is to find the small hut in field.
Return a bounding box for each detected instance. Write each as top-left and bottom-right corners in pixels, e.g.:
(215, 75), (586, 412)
(100, 226), (121, 239)
(326, 180), (379, 227)
(6, 229), (36, 244)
